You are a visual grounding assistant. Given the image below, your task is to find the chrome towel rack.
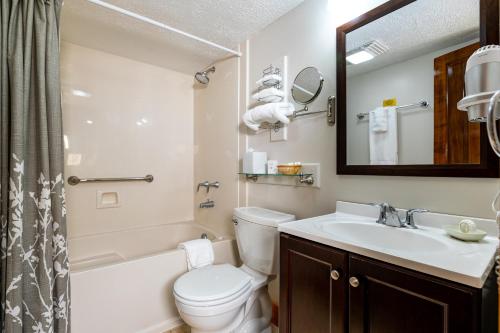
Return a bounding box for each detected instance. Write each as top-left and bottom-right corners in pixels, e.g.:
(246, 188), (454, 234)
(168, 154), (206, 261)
(67, 175), (154, 186)
(356, 100), (430, 120)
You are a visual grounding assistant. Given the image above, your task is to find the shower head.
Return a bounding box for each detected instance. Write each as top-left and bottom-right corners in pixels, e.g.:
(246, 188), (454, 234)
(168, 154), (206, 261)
(195, 66), (215, 84)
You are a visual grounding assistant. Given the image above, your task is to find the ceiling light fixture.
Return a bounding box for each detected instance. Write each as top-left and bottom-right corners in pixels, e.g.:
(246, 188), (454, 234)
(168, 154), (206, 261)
(347, 40), (389, 65)
(346, 50), (374, 64)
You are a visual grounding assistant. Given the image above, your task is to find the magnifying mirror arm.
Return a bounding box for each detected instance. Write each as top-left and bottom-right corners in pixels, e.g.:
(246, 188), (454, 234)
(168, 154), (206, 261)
(291, 96), (336, 126)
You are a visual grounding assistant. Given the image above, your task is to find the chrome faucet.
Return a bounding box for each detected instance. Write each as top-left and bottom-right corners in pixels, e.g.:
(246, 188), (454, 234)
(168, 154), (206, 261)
(372, 203), (428, 228)
(197, 181), (220, 193)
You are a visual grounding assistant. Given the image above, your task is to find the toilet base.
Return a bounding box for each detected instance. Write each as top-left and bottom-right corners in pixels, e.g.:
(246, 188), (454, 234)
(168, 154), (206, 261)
(187, 285), (272, 333)
(233, 286), (272, 333)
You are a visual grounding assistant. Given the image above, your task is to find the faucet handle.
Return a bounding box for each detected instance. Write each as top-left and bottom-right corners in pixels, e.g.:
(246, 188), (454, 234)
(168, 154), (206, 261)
(197, 181), (210, 192)
(208, 181), (220, 190)
(370, 203), (390, 224)
(405, 208), (429, 228)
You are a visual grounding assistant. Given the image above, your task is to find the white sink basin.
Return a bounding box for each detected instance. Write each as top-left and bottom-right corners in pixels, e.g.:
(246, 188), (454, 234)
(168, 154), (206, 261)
(319, 222), (449, 253)
(278, 201), (499, 288)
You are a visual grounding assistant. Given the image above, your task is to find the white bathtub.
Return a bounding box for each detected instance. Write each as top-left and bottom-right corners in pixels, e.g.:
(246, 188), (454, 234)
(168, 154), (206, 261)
(69, 222), (239, 333)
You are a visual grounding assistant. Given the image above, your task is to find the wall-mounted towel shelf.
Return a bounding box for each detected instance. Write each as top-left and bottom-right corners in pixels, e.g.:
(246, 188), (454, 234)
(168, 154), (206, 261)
(356, 100), (430, 120)
(67, 175), (154, 186)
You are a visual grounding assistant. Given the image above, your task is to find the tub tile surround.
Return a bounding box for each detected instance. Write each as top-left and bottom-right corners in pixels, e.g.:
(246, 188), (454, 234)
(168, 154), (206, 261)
(61, 42), (195, 238)
(194, 57), (241, 237)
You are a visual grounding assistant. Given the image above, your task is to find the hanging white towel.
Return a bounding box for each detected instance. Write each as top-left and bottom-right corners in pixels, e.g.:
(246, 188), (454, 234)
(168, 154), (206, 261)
(252, 87), (285, 103)
(243, 102), (295, 131)
(369, 106), (398, 165)
(369, 107), (388, 132)
(178, 239), (214, 271)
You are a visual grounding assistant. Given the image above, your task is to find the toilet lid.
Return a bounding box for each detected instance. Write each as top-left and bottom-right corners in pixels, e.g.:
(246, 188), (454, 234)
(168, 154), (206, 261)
(174, 264), (252, 303)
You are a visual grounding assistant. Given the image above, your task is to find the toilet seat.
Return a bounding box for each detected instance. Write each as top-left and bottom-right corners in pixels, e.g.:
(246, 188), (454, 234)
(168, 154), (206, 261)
(173, 264), (253, 313)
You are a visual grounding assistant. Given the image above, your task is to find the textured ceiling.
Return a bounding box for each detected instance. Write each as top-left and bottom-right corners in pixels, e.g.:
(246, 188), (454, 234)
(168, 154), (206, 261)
(61, 0), (304, 74)
(346, 0), (480, 76)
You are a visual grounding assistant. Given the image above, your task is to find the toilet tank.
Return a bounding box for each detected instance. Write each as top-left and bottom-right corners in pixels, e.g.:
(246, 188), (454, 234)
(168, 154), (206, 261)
(233, 207), (295, 275)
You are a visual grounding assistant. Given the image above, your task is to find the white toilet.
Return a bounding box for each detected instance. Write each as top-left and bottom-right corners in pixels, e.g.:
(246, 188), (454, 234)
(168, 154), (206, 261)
(173, 207), (295, 333)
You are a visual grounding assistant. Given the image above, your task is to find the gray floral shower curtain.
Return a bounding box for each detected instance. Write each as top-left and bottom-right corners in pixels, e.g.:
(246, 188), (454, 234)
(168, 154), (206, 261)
(0, 1), (70, 332)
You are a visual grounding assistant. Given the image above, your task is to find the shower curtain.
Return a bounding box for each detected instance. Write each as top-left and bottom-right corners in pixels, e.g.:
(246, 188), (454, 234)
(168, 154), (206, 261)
(0, 1), (70, 332)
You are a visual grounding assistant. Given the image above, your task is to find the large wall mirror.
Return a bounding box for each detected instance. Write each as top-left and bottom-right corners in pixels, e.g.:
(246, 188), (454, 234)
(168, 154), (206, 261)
(337, 0), (500, 177)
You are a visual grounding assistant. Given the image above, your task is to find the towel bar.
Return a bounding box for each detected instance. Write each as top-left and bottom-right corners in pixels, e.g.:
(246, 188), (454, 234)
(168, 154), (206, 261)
(356, 100), (430, 120)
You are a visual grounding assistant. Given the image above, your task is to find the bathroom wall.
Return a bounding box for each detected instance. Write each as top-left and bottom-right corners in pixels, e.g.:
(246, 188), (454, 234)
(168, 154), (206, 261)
(194, 57), (241, 236)
(241, 0), (500, 221)
(347, 41), (476, 165)
(61, 42), (194, 238)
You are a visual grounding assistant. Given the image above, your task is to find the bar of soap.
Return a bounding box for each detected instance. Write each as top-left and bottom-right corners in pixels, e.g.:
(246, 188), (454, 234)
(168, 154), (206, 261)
(458, 219), (477, 233)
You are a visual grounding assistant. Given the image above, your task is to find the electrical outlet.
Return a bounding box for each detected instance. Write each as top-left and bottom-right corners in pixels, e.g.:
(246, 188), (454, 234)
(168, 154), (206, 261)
(270, 125), (288, 141)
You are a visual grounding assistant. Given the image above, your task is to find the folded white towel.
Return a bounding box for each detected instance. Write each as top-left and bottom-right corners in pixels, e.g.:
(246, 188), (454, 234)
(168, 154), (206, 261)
(256, 74), (282, 87)
(252, 87), (285, 103)
(178, 239), (214, 271)
(370, 107), (398, 165)
(369, 107), (388, 132)
(243, 102), (295, 131)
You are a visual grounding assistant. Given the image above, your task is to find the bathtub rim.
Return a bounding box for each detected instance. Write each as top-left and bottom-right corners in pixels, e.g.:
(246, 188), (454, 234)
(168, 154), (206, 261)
(69, 221), (232, 273)
(68, 220), (221, 242)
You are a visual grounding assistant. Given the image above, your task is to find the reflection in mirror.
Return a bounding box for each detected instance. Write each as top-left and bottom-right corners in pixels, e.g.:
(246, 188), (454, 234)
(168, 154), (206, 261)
(345, 0), (480, 166)
(291, 67), (324, 105)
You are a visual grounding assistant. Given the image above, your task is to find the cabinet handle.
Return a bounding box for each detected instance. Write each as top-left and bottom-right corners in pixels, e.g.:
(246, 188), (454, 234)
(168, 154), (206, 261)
(349, 277), (360, 288)
(330, 270), (340, 281)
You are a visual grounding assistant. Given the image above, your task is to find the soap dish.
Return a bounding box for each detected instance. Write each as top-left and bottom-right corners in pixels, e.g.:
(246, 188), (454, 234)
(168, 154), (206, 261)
(277, 165), (302, 175)
(444, 225), (487, 242)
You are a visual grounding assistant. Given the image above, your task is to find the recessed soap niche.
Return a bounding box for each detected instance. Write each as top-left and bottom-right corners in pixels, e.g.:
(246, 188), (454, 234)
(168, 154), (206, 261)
(96, 191), (120, 209)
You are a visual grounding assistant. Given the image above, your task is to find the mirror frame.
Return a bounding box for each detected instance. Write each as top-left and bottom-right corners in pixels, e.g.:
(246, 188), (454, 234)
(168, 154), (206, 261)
(336, 0), (500, 177)
(291, 66), (325, 105)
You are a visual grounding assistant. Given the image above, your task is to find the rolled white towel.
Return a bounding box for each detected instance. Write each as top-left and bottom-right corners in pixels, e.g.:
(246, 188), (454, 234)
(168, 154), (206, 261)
(243, 103), (295, 131)
(178, 239), (214, 271)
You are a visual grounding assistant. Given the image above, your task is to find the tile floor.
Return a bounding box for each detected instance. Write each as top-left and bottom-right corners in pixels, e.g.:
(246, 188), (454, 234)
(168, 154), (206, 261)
(165, 323), (277, 332)
(164, 324), (190, 333)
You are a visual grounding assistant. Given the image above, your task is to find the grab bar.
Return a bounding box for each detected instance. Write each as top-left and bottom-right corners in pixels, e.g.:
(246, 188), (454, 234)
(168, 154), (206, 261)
(67, 175), (154, 186)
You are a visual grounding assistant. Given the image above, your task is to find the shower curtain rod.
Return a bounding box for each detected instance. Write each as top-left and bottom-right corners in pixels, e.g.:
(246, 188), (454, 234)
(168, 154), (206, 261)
(86, 0), (242, 57)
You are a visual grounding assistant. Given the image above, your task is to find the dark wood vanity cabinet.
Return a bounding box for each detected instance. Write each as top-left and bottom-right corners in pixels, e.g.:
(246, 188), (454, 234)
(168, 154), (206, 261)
(280, 233), (348, 333)
(280, 233), (497, 333)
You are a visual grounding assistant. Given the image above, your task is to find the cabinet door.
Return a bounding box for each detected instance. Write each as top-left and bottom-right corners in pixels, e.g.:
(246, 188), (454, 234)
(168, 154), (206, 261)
(280, 234), (348, 333)
(348, 255), (480, 333)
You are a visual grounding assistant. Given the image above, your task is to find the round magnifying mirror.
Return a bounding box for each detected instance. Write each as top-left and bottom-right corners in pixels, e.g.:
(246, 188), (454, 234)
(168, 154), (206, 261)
(291, 67), (324, 105)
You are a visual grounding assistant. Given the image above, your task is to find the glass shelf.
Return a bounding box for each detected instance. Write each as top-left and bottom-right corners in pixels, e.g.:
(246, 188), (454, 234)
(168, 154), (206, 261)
(238, 173), (312, 177)
(238, 173), (314, 184)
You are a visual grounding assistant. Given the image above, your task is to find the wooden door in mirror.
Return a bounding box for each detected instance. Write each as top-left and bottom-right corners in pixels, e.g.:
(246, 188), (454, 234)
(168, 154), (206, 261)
(434, 43), (481, 165)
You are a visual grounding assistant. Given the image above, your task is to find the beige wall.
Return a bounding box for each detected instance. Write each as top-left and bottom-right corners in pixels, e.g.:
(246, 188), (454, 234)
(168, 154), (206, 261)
(194, 57), (241, 236)
(61, 42), (194, 238)
(242, 0), (500, 220)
